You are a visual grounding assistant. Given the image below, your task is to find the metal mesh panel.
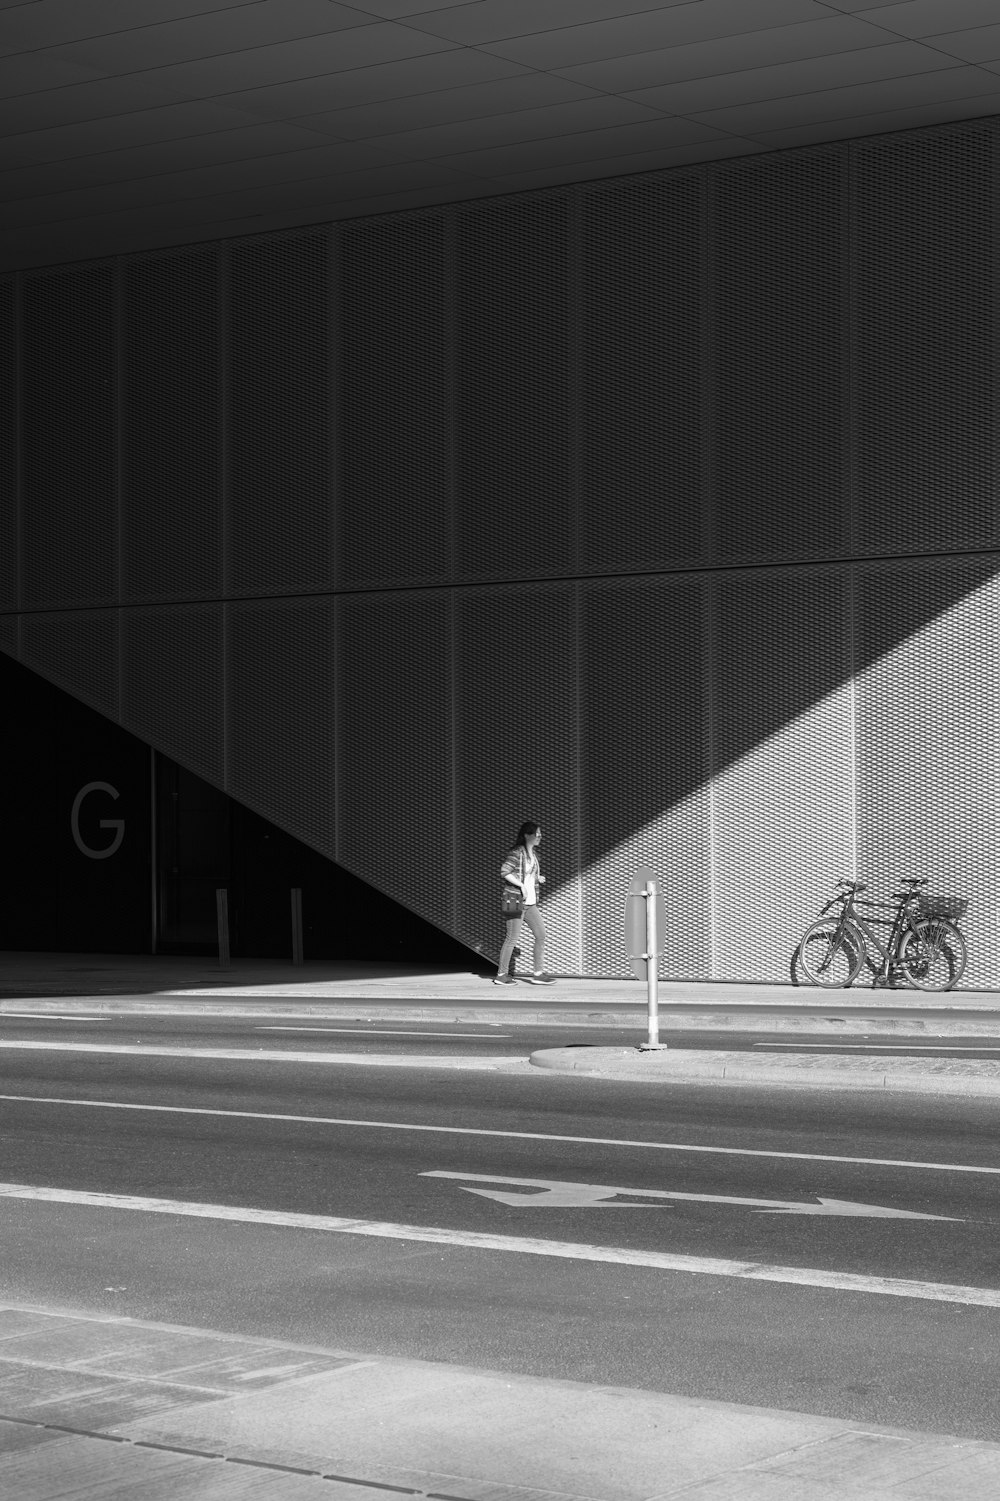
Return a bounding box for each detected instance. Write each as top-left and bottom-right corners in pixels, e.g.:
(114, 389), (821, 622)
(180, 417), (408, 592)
(581, 575), (710, 979)
(228, 598), (335, 856)
(227, 232), (331, 596)
(714, 150), (845, 563)
(0, 617), (15, 658)
(454, 196), (572, 581)
(337, 590), (453, 931)
(20, 609), (119, 723)
(9, 118), (1000, 980)
(854, 123), (996, 555)
(121, 605), (224, 786)
(0, 278), (14, 614)
(339, 212), (452, 588)
(122, 248), (221, 603)
(855, 558), (999, 989)
(21, 264), (117, 608)
(711, 570), (854, 982)
(454, 583), (579, 971)
(579, 174), (703, 573)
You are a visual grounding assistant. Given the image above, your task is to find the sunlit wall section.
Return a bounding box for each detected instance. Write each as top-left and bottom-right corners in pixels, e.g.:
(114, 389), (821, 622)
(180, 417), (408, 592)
(711, 571), (856, 982)
(855, 564), (1000, 991)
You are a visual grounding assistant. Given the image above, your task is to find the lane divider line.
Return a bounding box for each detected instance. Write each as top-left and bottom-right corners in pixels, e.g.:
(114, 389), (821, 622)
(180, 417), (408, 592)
(0, 1182), (994, 1308)
(255, 1027), (512, 1038)
(0, 1015), (103, 1023)
(0, 1093), (997, 1176)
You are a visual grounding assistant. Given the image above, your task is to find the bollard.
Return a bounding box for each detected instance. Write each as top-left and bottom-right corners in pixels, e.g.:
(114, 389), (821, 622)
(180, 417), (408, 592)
(216, 887), (230, 970)
(291, 887), (304, 966)
(638, 878), (667, 1052)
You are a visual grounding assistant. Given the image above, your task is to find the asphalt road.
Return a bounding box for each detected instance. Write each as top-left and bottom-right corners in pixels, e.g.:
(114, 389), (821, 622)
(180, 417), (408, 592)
(1, 1014), (999, 1440)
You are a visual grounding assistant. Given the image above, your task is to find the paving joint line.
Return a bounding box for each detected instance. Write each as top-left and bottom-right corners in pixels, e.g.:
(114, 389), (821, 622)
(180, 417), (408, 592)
(0, 1407), (466, 1495)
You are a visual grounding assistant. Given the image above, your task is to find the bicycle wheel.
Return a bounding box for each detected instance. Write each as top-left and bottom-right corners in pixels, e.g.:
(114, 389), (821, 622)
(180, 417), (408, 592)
(936, 918), (967, 986)
(898, 920), (962, 991)
(798, 918), (864, 988)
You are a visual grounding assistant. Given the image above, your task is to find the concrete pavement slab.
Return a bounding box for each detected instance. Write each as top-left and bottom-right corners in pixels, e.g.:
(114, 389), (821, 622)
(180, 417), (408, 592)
(529, 1045), (1000, 1096)
(0, 1306), (999, 1500)
(5, 952), (1000, 1039)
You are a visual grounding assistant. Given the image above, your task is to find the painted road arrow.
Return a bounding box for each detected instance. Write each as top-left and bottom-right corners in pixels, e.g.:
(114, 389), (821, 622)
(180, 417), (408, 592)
(420, 1171), (961, 1220)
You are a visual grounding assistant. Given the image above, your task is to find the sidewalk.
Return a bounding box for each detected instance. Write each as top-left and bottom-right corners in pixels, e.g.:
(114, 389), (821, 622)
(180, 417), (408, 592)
(5, 951), (1000, 1098)
(2, 1303), (999, 1500)
(4, 951), (1000, 1029)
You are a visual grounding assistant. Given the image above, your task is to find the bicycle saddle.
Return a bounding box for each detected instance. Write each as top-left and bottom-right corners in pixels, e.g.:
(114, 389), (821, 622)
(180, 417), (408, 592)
(836, 878), (866, 892)
(898, 876), (927, 887)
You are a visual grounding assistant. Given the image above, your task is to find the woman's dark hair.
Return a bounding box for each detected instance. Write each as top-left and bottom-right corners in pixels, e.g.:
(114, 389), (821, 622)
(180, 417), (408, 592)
(513, 821), (539, 850)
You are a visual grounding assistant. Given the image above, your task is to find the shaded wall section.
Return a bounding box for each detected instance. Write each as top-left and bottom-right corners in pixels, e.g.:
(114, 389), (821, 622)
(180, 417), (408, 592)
(0, 654), (475, 965)
(1, 116), (998, 982)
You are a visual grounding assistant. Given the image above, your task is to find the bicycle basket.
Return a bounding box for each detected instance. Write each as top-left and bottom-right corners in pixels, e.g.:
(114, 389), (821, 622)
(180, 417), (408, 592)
(917, 895), (968, 921)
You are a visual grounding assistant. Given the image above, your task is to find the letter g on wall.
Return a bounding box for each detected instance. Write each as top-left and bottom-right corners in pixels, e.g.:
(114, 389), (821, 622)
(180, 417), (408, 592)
(71, 781), (125, 860)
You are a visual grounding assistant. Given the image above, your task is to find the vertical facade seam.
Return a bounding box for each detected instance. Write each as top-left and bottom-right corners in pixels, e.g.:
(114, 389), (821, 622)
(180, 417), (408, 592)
(701, 165), (718, 978)
(845, 140), (859, 880)
(328, 224), (340, 863)
(115, 257), (124, 725)
(569, 188), (585, 971)
(445, 211), (459, 933)
(14, 270), (22, 656)
(219, 244), (230, 792)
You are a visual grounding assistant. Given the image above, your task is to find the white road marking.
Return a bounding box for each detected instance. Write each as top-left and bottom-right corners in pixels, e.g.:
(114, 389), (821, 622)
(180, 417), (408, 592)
(0, 1042), (521, 1068)
(1, 1015), (103, 1022)
(421, 1171), (960, 1220)
(0, 1093), (996, 1177)
(0, 1182), (991, 1307)
(757, 1043), (1000, 1053)
(255, 1027), (512, 1038)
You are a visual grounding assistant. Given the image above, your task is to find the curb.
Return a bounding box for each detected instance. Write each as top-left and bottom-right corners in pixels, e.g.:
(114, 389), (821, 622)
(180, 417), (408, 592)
(0, 998), (649, 1025)
(529, 1047), (1000, 1098)
(5, 996), (1000, 1036)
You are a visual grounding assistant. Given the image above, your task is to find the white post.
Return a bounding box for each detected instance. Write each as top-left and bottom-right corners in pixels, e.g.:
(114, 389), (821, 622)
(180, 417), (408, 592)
(640, 879), (667, 1051)
(646, 879), (659, 1047)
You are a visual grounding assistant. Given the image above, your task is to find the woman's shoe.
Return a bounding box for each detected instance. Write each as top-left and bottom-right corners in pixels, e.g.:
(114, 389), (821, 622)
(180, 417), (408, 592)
(493, 974), (517, 985)
(528, 972), (556, 984)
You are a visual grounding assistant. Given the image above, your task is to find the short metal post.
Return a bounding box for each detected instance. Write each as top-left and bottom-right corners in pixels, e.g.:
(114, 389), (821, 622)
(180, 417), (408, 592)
(640, 879), (667, 1051)
(216, 887), (230, 970)
(291, 887), (304, 966)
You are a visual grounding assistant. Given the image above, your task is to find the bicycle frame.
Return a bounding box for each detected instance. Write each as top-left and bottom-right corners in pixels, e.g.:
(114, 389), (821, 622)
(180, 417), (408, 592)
(820, 888), (917, 985)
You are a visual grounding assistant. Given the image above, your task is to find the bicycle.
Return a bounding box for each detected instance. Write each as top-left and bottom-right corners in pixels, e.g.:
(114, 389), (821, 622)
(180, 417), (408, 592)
(797, 877), (968, 991)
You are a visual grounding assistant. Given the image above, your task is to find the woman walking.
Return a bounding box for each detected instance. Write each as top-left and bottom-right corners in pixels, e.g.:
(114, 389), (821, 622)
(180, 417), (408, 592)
(495, 821), (556, 985)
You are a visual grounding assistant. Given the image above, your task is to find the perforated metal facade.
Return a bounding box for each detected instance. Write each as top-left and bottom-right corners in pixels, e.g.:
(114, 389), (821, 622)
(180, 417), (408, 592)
(4, 116), (1000, 981)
